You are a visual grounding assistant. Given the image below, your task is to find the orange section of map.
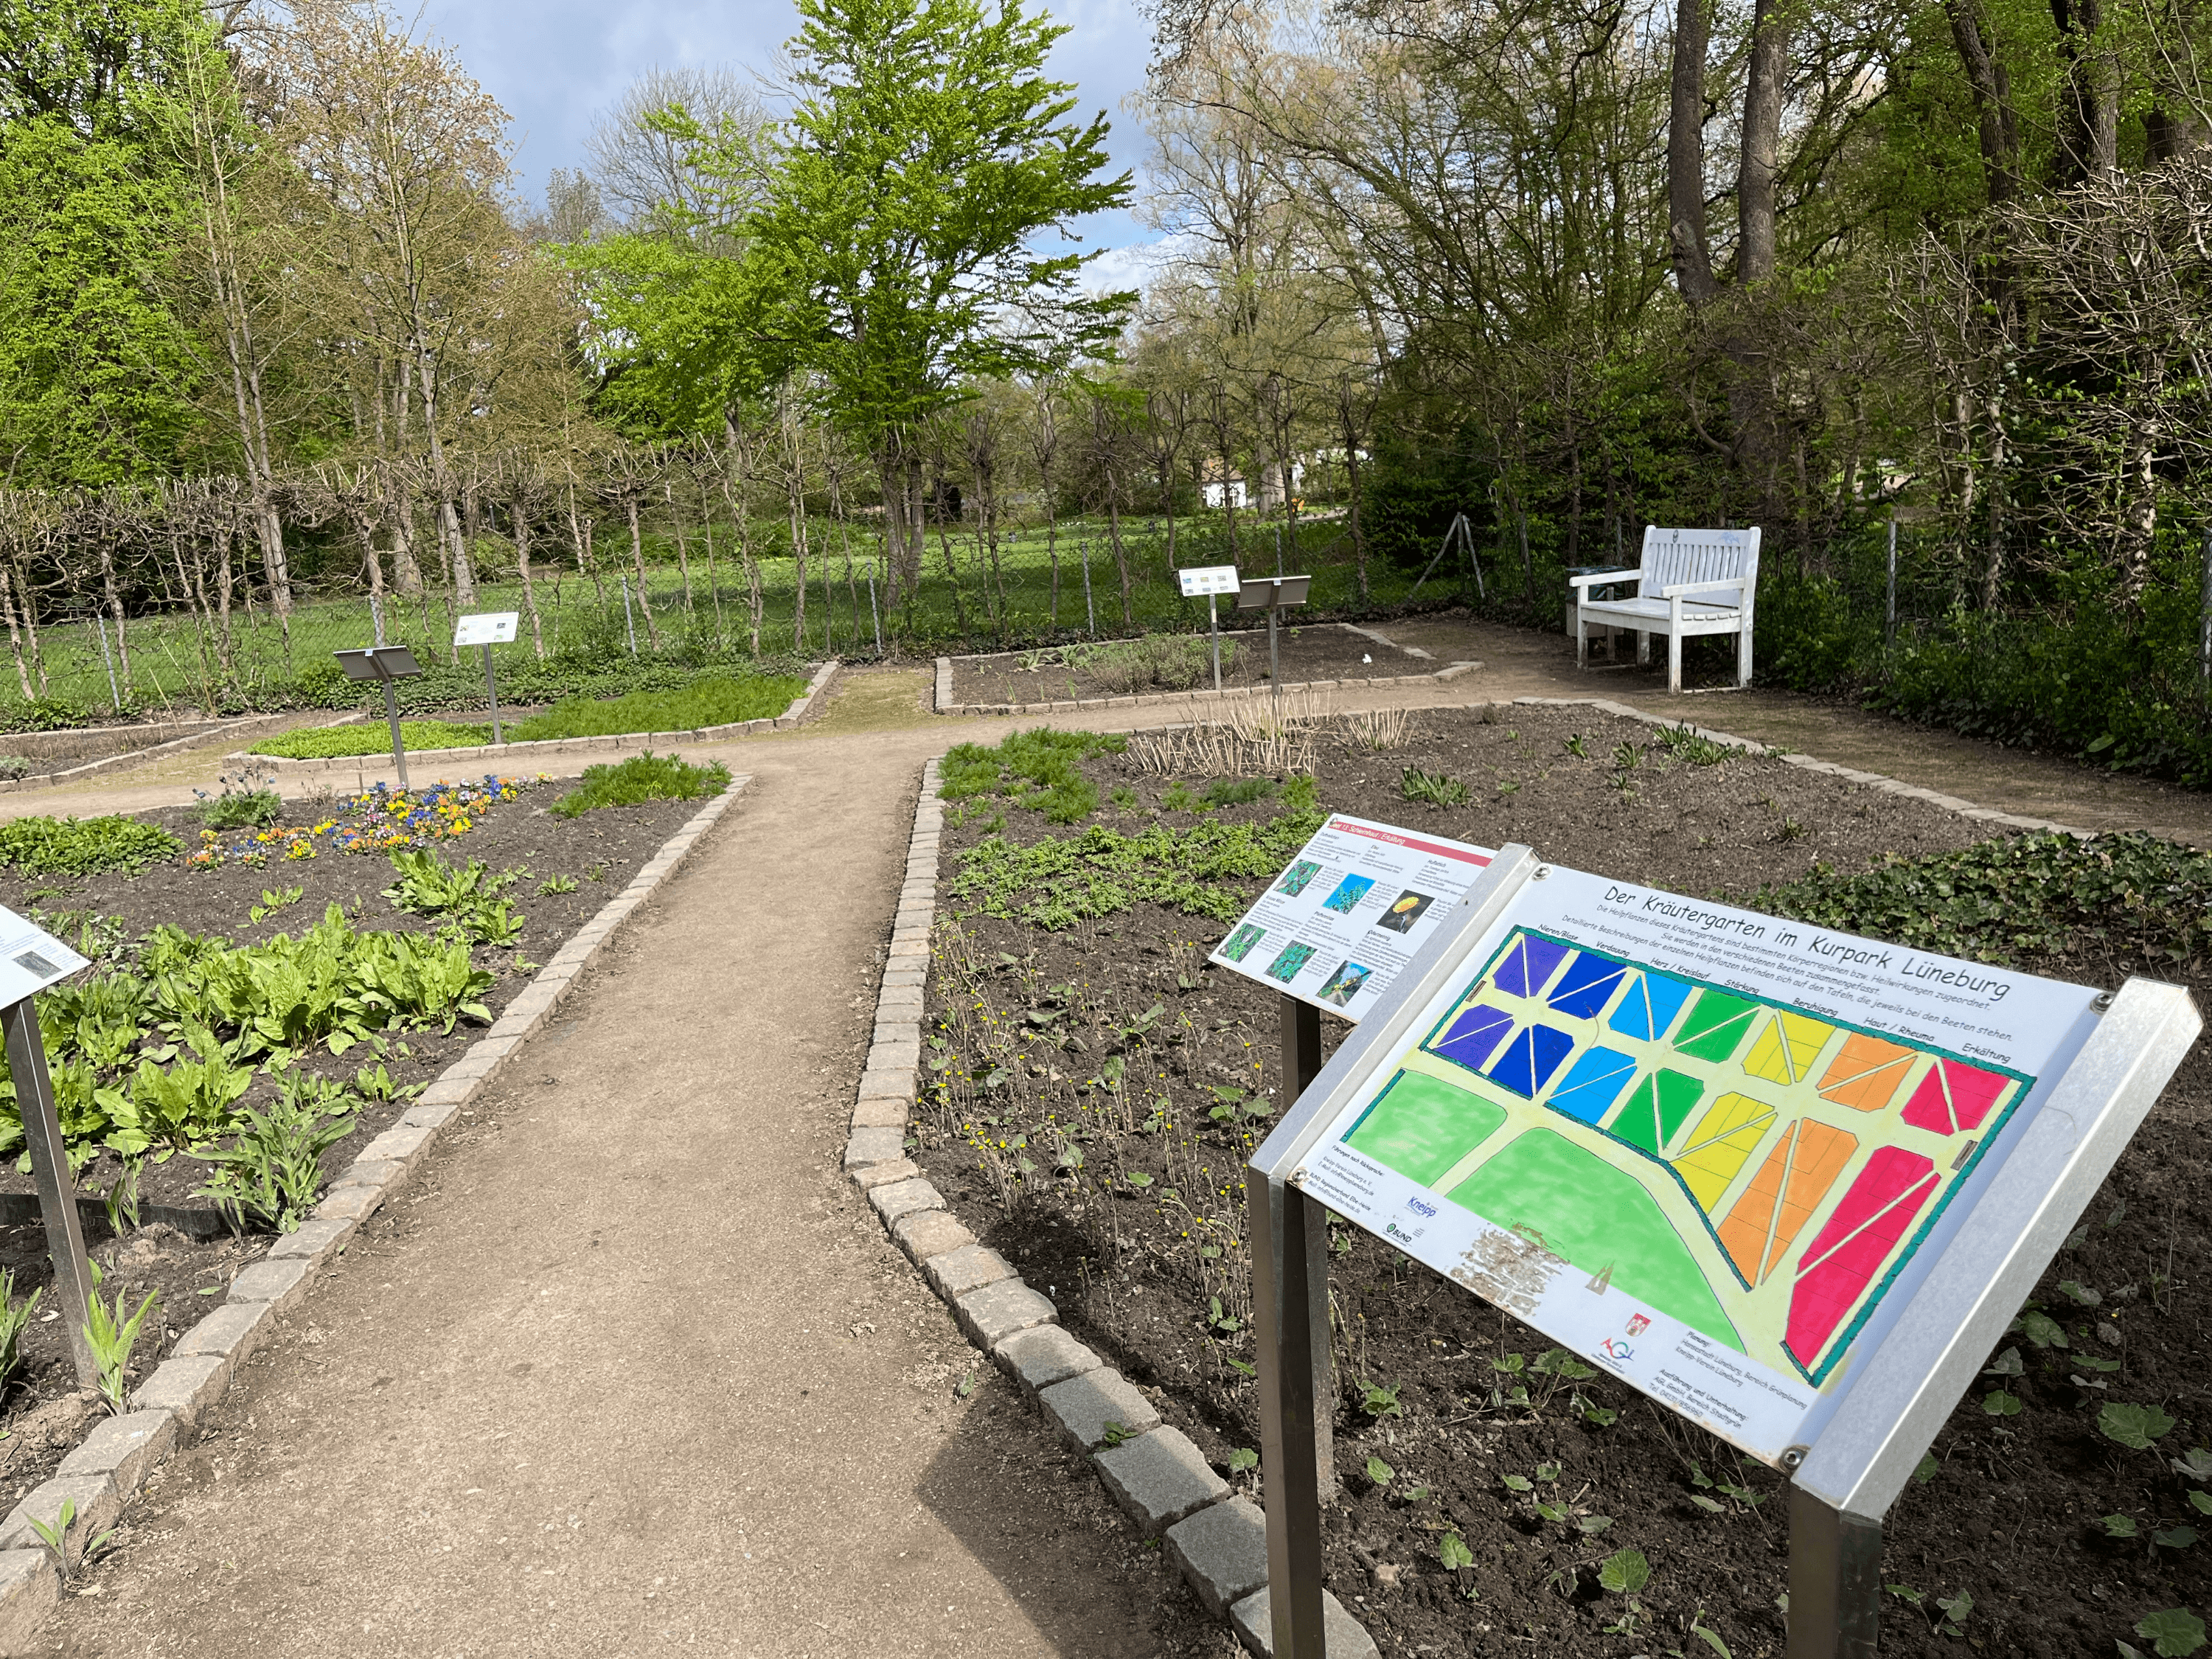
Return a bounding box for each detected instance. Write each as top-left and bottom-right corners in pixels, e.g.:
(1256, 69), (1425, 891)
(1717, 1119), (1859, 1285)
(1815, 1032), (1919, 1113)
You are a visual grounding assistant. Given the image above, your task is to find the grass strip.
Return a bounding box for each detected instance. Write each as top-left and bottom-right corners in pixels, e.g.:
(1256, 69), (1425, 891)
(553, 753), (731, 818)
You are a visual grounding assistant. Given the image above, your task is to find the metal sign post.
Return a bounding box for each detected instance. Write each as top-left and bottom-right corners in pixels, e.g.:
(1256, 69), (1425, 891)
(454, 612), (519, 745)
(1179, 565), (1241, 692)
(1241, 844), (2199, 1659)
(0, 913), (96, 1385)
(1235, 574), (1312, 723)
(333, 645), (425, 790)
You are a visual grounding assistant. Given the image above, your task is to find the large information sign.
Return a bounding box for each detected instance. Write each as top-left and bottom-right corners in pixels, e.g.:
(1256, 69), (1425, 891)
(1210, 815), (1495, 1020)
(1290, 863), (2101, 1464)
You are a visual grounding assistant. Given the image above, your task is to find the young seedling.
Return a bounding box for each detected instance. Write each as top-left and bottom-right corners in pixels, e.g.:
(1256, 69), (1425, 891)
(1359, 1380), (1404, 1419)
(2131, 1608), (2209, 1657)
(1366, 1455), (1394, 1488)
(1100, 1420), (1134, 1447)
(1226, 1447), (1258, 1476)
(82, 1282), (158, 1415)
(24, 1498), (116, 1580)
(2102, 1401), (2177, 1450)
(1438, 1532), (1474, 1571)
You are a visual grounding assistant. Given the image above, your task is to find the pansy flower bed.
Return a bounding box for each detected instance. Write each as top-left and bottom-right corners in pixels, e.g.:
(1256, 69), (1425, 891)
(184, 775), (540, 870)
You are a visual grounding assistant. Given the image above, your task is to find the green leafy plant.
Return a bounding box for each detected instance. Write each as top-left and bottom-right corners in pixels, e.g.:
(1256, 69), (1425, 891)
(0, 815), (179, 877)
(1226, 1447), (1258, 1475)
(24, 1497), (116, 1580)
(2103, 1402), (2179, 1450)
(1365, 1455), (1395, 1487)
(535, 873), (579, 895)
(1598, 1548), (1651, 1594)
(100, 1162), (141, 1237)
(1438, 1531), (1474, 1571)
(249, 886), (305, 923)
(1100, 1419), (1134, 1447)
(1399, 766), (1471, 808)
(554, 751), (731, 818)
(1359, 1380), (1404, 1418)
(1652, 724), (1733, 765)
(941, 728), (1128, 824)
(249, 718), (500, 760)
(188, 1069), (358, 1234)
(195, 769), (284, 830)
(2135, 1608), (2210, 1656)
(83, 1277), (158, 1413)
(383, 849), (526, 945)
(0, 1268), (40, 1388)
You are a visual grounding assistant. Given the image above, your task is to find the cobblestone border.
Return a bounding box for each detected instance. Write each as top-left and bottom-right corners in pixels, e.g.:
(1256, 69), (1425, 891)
(231, 659), (841, 774)
(0, 774), (752, 1652)
(839, 758), (1380, 1659)
(1512, 697), (2089, 835)
(933, 659), (1479, 718)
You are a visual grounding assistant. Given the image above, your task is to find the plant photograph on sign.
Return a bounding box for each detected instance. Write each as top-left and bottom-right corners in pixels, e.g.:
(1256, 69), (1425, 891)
(1375, 890), (1435, 933)
(1275, 860), (1324, 899)
(914, 703), (2212, 1659)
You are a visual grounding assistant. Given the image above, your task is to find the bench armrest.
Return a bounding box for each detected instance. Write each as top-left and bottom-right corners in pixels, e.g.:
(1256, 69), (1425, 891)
(1568, 569), (1641, 591)
(1660, 577), (1747, 600)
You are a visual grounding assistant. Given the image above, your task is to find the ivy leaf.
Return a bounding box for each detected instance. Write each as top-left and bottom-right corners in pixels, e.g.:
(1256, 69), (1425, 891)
(1597, 1548), (1651, 1594)
(2101, 1402), (2178, 1450)
(2136, 1609), (2209, 1658)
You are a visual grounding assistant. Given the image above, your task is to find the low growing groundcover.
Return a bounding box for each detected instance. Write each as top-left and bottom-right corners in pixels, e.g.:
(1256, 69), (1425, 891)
(0, 775), (709, 1513)
(248, 671), (807, 759)
(915, 710), (2212, 1659)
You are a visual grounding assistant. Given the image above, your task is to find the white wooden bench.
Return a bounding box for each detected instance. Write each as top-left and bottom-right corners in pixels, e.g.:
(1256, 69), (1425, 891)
(1570, 526), (1760, 694)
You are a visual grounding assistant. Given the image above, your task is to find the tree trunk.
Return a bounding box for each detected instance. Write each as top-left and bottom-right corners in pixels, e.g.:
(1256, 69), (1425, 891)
(1668, 0), (1718, 304)
(2053, 0), (2118, 184)
(0, 562), (32, 700)
(625, 497), (661, 647)
(1738, 0), (1790, 285)
(514, 504), (547, 661)
(665, 484), (695, 616)
(1944, 0), (2023, 203)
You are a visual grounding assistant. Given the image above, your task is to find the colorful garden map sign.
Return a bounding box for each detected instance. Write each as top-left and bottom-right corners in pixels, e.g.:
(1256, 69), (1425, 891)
(1290, 864), (2103, 1464)
(1211, 815), (1496, 1020)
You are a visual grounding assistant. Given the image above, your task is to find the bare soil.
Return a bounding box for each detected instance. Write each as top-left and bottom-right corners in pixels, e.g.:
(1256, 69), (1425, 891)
(915, 703), (2212, 1659)
(0, 781), (699, 1514)
(948, 622), (1450, 707)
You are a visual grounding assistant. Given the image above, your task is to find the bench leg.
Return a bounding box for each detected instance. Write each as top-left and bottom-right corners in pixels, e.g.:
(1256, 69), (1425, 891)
(1635, 630), (1649, 666)
(1737, 625), (1753, 686)
(1576, 610), (1588, 669)
(1668, 632), (1683, 695)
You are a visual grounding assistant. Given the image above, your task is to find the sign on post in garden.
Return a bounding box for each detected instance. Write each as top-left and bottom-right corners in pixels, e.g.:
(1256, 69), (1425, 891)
(1246, 846), (2201, 1659)
(453, 613), (520, 744)
(1179, 565), (1241, 692)
(1210, 815), (1495, 1021)
(0, 908), (98, 1385)
(1286, 861), (2112, 1461)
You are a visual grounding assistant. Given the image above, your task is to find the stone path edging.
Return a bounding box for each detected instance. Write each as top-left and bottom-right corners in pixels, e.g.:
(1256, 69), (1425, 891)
(1512, 697), (2090, 836)
(838, 758), (1380, 1659)
(0, 775), (752, 1652)
(231, 660), (841, 774)
(932, 658), (1481, 720)
(0, 713), (299, 797)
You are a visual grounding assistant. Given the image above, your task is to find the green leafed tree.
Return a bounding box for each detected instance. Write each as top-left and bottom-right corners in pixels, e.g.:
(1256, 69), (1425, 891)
(740, 0), (1135, 611)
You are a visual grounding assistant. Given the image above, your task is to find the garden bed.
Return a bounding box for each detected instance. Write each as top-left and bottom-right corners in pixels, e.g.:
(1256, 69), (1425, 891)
(0, 773), (709, 1514)
(914, 708), (2212, 1659)
(945, 623), (1445, 708)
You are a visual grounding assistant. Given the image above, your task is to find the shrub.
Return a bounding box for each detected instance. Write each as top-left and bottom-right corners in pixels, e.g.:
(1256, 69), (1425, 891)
(1069, 635), (1234, 694)
(0, 815), (179, 877)
(195, 769), (283, 830)
(553, 752), (731, 818)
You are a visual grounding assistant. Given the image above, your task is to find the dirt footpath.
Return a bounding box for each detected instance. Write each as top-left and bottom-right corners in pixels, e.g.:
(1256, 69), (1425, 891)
(41, 732), (1234, 1658)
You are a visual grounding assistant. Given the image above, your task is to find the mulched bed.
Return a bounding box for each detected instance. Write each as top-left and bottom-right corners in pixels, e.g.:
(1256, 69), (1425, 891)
(947, 622), (1449, 706)
(0, 776), (701, 1512)
(914, 703), (2212, 1659)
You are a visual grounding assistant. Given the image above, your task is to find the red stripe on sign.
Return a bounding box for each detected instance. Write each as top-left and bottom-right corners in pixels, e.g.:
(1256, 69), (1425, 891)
(1329, 819), (1495, 864)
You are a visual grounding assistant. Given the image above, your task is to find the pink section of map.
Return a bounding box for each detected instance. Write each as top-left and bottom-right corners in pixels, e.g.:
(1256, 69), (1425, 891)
(1900, 1058), (2009, 1135)
(1784, 1147), (1939, 1366)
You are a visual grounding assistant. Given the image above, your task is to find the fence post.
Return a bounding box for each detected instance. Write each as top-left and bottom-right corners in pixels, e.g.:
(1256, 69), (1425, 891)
(1885, 515), (1898, 649)
(93, 614), (119, 710)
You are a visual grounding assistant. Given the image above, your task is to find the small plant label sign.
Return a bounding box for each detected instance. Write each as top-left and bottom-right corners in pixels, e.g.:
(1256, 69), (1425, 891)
(0, 906), (88, 1006)
(453, 612), (520, 647)
(1289, 862), (2107, 1467)
(1210, 814), (1496, 1020)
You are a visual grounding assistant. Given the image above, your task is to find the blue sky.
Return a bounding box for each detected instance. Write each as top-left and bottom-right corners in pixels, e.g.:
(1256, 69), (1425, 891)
(418, 0), (1164, 283)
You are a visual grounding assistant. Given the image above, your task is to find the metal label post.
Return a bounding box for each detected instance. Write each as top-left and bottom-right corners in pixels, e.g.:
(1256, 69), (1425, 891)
(334, 645), (425, 790)
(1, 1002), (96, 1386)
(1178, 565), (1241, 695)
(1235, 574), (1312, 723)
(454, 613), (519, 747)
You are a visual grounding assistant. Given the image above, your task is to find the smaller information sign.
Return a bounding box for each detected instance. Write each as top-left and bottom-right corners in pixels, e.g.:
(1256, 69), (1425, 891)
(454, 611), (519, 647)
(1178, 564), (1242, 597)
(0, 907), (88, 1009)
(1211, 815), (1495, 1020)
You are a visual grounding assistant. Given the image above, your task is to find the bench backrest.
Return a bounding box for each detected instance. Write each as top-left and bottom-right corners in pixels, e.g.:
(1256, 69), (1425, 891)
(1641, 526), (1761, 606)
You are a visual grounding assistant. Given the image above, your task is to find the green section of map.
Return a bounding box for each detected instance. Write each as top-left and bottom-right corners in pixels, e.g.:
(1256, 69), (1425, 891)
(1345, 1072), (1506, 1186)
(1447, 1130), (1742, 1350)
